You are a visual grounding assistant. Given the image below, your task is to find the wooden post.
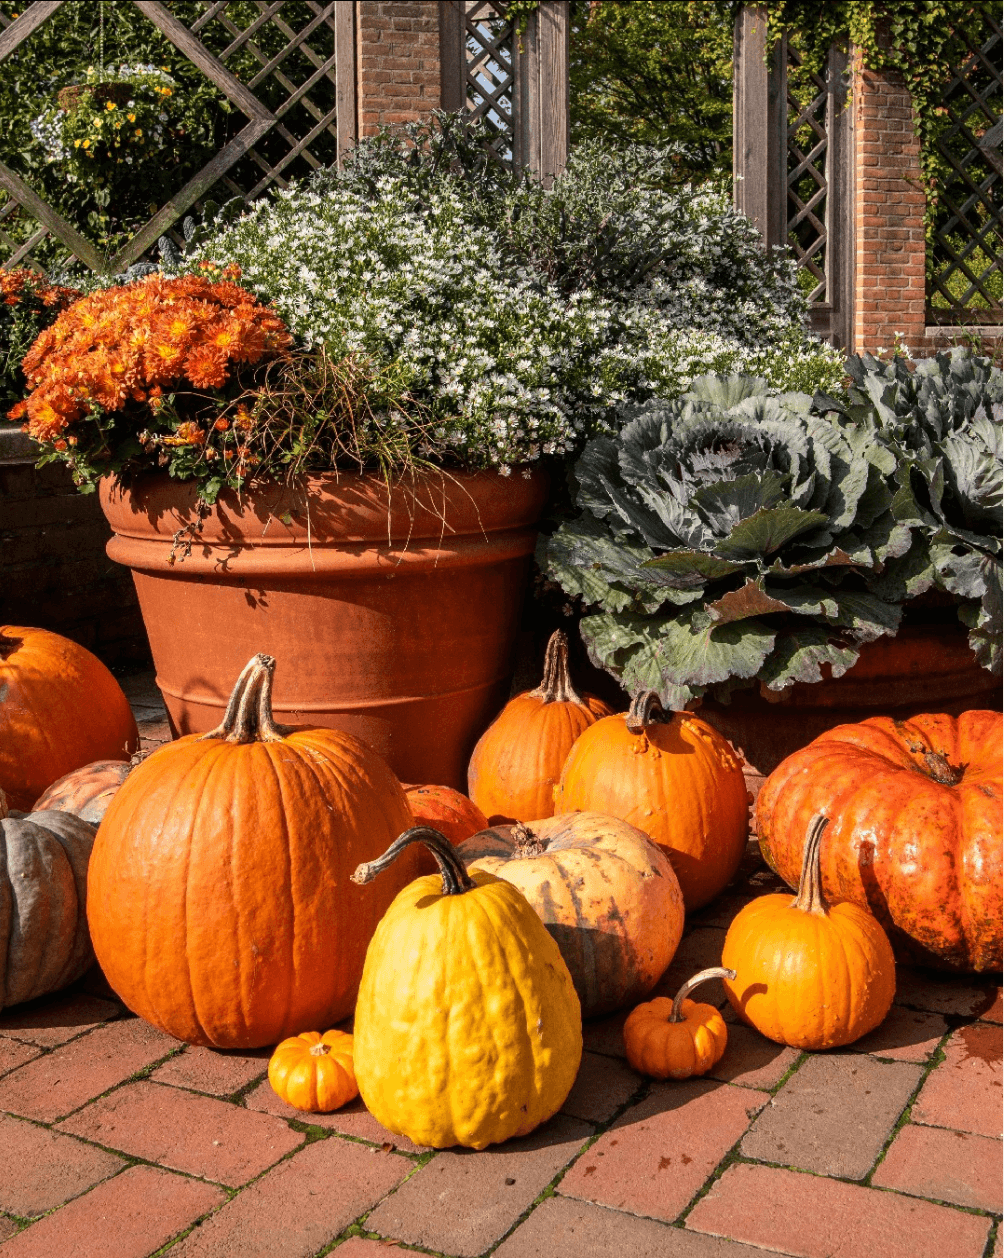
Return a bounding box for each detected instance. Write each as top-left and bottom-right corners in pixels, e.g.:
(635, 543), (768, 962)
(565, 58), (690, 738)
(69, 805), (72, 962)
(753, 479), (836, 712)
(335, 3), (357, 165)
(733, 4), (785, 249)
(439, 0), (465, 114)
(516, 1), (570, 183)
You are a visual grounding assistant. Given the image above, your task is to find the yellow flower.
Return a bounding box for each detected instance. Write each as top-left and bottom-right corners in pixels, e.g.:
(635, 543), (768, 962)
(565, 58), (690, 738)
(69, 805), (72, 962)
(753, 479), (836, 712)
(134, 129), (143, 137)
(81, 140), (90, 149)
(106, 101), (116, 110)
(127, 112), (136, 122)
(73, 139), (81, 148)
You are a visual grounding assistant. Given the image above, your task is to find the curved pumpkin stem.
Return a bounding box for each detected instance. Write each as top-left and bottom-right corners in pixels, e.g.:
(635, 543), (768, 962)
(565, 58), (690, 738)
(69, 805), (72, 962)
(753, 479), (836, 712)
(529, 630), (583, 705)
(352, 826), (476, 897)
(669, 967), (736, 1023)
(626, 689), (671, 735)
(792, 814), (830, 917)
(197, 653), (292, 744)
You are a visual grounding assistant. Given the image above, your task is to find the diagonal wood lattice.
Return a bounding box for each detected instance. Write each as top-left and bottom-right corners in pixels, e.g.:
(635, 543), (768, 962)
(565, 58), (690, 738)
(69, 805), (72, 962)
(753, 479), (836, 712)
(785, 43), (830, 306)
(0, 0), (340, 275)
(926, 15), (1002, 323)
(463, 1), (516, 164)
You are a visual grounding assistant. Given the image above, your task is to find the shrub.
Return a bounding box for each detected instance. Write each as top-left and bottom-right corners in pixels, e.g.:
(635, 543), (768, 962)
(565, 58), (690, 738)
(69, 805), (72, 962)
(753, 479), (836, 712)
(0, 269), (81, 417)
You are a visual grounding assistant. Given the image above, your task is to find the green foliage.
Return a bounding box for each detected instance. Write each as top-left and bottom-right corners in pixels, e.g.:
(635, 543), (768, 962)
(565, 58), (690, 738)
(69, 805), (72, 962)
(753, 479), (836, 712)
(541, 352), (1002, 702)
(569, 1), (734, 185)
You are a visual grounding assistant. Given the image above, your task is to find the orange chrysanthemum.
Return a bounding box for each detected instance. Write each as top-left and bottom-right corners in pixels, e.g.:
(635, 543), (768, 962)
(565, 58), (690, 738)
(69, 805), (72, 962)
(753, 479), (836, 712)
(13, 273), (291, 440)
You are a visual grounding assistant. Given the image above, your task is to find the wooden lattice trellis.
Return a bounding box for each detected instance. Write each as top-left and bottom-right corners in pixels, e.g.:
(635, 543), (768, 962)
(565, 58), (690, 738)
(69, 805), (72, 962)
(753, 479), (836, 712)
(0, 1), (351, 275)
(926, 14), (1003, 323)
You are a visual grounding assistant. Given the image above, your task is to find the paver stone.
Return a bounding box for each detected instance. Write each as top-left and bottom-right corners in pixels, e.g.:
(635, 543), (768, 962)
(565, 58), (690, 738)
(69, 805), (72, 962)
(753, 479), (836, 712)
(708, 1023), (800, 1090)
(740, 1052), (922, 1179)
(560, 1079), (766, 1223)
(365, 1113), (591, 1257)
(0, 1039), (41, 1079)
(895, 969), (1001, 1019)
(686, 1161), (992, 1258)
(0, 994), (120, 1048)
(0, 1113), (124, 1216)
(850, 1006), (948, 1062)
(560, 1051), (641, 1123)
(171, 1135), (411, 1258)
(581, 1009), (628, 1059)
(872, 1123), (1003, 1212)
(912, 1024), (1002, 1138)
(243, 1082), (429, 1154)
(152, 1045), (270, 1097)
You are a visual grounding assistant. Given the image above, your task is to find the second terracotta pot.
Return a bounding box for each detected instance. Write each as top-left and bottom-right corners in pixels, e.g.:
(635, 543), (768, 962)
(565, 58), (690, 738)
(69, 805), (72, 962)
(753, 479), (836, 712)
(100, 469), (549, 790)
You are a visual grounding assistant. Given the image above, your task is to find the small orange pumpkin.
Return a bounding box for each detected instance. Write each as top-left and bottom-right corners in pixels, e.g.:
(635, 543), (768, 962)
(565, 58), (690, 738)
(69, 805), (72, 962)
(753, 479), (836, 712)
(723, 815), (896, 1050)
(268, 1029), (357, 1113)
(33, 759), (135, 826)
(555, 691), (748, 911)
(0, 627), (138, 810)
(624, 967), (735, 1079)
(467, 630), (612, 823)
(404, 784), (487, 846)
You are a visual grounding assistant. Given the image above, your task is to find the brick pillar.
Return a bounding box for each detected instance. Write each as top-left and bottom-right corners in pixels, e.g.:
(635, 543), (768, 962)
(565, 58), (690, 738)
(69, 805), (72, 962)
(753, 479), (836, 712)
(356, 1), (442, 136)
(851, 52), (928, 355)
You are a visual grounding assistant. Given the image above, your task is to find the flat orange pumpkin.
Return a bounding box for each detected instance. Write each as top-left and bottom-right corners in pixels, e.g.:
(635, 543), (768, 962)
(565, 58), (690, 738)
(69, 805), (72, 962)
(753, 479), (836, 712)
(757, 711), (1002, 972)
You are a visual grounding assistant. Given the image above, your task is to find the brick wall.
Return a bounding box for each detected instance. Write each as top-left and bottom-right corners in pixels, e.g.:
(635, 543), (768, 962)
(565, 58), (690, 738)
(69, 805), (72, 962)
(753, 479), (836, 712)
(851, 53), (928, 356)
(0, 450), (149, 669)
(356, 1), (442, 135)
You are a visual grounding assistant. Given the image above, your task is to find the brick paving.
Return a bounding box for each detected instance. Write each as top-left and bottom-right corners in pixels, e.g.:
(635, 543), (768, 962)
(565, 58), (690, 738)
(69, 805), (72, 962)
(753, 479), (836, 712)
(0, 671), (999, 1257)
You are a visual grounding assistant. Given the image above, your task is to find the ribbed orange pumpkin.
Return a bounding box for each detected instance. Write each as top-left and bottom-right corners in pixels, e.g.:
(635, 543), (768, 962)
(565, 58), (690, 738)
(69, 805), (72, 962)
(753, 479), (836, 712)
(0, 627), (138, 810)
(624, 967), (735, 1079)
(458, 811), (684, 1017)
(757, 711), (1003, 972)
(86, 654), (422, 1049)
(467, 630), (612, 823)
(554, 691), (748, 911)
(723, 816), (896, 1049)
(33, 759), (134, 826)
(404, 784), (487, 846)
(268, 1030), (357, 1113)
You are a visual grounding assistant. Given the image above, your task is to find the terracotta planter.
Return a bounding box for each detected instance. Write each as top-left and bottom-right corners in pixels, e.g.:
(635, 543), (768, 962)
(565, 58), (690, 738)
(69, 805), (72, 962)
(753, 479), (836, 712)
(695, 621), (1001, 799)
(99, 469), (549, 790)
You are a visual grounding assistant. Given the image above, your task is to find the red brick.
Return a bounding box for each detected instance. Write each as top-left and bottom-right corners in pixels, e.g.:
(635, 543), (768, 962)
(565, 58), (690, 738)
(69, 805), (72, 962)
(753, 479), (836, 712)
(331, 1242), (393, 1258)
(850, 1007), (948, 1063)
(686, 1162), (991, 1258)
(366, 1114), (591, 1257)
(560, 1081), (766, 1223)
(561, 1051), (641, 1123)
(151, 1045), (270, 1098)
(495, 1194), (768, 1258)
(171, 1136), (411, 1258)
(0, 1113), (123, 1216)
(0, 1165), (224, 1258)
(58, 1080), (303, 1187)
(0, 1038), (42, 1078)
(581, 1009), (628, 1059)
(0, 1018), (176, 1122)
(651, 928), (730, 1004)
(709, 1023), (800, 1090)
(873, 1123), (1002, 1212)
(979, 989), (1003, 1023)
(0, 994), (121, 1048)
(243, 1081), (428, 1155)
(912, 1024), (1002, 1138)
(0, 1218), (20, 1242)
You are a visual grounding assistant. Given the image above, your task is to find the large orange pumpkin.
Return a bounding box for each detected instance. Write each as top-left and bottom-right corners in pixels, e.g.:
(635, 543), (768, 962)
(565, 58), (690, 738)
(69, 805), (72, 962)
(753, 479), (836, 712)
(87, 653), (422, 1049)
(458, 811), (684, 1017)
(757, 710), (1003, 972)
(554, 691), (748, 911)
(467, 630), (612, 823)
(0, 627), (138, 810)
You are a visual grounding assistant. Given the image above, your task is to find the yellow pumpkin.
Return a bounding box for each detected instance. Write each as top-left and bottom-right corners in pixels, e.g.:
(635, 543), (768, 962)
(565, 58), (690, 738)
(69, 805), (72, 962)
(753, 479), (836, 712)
(722, 816), (896, 1050)
(555, 690), (748, 910)
(623, 967), (734, 1080)
(268, 1030), (357, 1113)
(351, 826), (582, 1149)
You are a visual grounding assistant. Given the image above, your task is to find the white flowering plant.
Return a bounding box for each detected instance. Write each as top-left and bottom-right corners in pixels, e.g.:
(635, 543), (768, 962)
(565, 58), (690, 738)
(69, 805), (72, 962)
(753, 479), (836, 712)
(187, 118), (843, 473)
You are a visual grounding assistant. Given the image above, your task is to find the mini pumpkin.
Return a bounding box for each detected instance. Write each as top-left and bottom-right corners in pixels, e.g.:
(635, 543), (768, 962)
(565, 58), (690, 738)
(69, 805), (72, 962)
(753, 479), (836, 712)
(351, 826), (582, 1149)
(87, 654), (423, 1049)
(404, 784), (488, 846)
(0, 788), (97, 1010)
(33, 758), (135, 826)
(722, 815), (896, 1050)
(555, 691), (748, 911)
(624, 967), (735, 1079)
(0, 626), (139, 809)
(467, 630), (612, 823)
(458, 811), (684, 1017)
(757, 710), (1002, 972)
(268, 1029), (358, 1113)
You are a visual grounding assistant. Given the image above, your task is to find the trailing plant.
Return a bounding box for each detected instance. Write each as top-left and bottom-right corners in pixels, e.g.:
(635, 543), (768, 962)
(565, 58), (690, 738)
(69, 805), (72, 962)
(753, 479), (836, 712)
(0, 268), (80, 417)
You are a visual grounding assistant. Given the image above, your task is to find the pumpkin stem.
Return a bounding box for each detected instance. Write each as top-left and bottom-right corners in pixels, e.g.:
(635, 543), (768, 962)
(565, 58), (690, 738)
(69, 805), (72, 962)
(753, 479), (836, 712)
(512, 822), (547, 858)
(529, 630), (583, 705)
(669, 967), (736, 1023)
(626, 690), (670, 735)
(922, 749), (966, 786)
(792, 815), (830, 917)
(197, 654), (292, 744)
(352, 826), (476, 897)
(0, 630), (21, 661)
(309, 1042), (332, 1057)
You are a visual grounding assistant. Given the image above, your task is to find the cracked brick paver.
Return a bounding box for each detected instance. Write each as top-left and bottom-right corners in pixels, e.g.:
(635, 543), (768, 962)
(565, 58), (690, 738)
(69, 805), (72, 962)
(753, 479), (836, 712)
(740, 1052), (923, 1179)
(559, 1079), (767, 1222)
(911, 1023), (1003, 1137)
(686, 1161), (993, 1258)
(58, 1080), (304, 1186)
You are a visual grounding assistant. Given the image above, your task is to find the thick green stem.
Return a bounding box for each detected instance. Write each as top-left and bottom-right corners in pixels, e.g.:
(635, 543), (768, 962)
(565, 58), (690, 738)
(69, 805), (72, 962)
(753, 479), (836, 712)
(529, 630), (583, 705)
(352, 826), (476, 896)
(793, 814), (830, 917)
(669, 967), (736, 1022)
(197, 653), (291, 744)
